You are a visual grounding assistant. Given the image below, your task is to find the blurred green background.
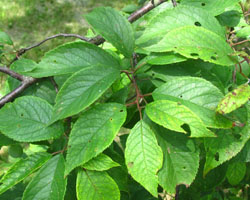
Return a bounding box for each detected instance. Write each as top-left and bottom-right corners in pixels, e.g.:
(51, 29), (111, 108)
(0, 0), (137, 59)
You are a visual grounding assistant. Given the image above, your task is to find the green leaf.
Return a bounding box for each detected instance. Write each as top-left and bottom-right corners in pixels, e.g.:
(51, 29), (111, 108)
(136, 5), (225, 44)
(125, 120), (163, 197)
(145, 52), (187, 65)
(150, 122), (199, 195)
(77, 169), (120, 200)
(85, 7), (135, 57)
(144, 26), (235, 66)
(180, 0), (240, 16)
(51, 65), (120, 122)
(152, 77), (233, 129)
(0, 96), (64, 142)
(0, 133), (15, 148)
(216, 10), (241, 27)
(26, 42), (120, 78)
(83, 154), (120, 171)
(10, 58), (37, 74)
(217, 84), (250, 114)
(236, 26), (250, 38)
(226, 162), (246, 185)
(204, 105), (250, 175)
(146, 100), (216, 137)
(23, 154), (66, 200)
(0, 31), (13, 45)
(65, 103), (126, 175)
(22, 79), (57, 105)
(0, 152), (51, 195)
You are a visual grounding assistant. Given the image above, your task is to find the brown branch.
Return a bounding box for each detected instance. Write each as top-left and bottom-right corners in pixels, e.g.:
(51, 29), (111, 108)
(128, 0), (165, 23)
(0, 66), (25, 81)
(172, 0), (177, 7)
(0, 76), (37, 107)
(232, 39), (250, 46)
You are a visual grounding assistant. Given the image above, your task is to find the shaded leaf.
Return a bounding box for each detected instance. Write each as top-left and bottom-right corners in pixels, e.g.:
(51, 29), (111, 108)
(0, 96), (64, 142)
(77, 169), (120, 200)
(125, 120), (163, 197)
(0, 152), (51, 195)
(51, 65), (120, 122)
(65, 103), (126, 175)
(23, 154), (66, 200)
(85, 7), (135, 57)
(226, 162), (246, 185)
(217, 84), (250, 114)
(83, 153), (120, 171)
(146, 100), (215, 137)
(149, 122), (199, 195)
(0, 31), (13, 45)
(204, 106), (250, 175)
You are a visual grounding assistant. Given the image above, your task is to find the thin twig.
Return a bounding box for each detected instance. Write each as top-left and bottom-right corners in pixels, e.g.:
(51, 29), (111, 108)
(10, 33), (92, 64)
(128, 0), (165, 23)
(49, 77), (59, 93)
(232, 39), (250, 46)
(171, 0), (177, 7)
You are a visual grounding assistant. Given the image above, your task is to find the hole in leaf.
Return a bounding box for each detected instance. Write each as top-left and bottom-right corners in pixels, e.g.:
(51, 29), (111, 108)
(214, 152), (219, 161)
(211, 56), (216, 61)
(194, 21), (201, 26)
(234, 133), (241, 139)
(20, 113), (24, 117)
(201, 2), (206, 6)
(110, 118), (113, 121)
(180, 95), (183, 98)
(183, 166), (186, 170)
(127, 162), (134, 168)
(190, 53), (199, 57)
(120, 109), (124, 112)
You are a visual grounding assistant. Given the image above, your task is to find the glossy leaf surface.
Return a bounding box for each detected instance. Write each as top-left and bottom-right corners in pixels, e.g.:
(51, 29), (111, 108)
(137, 5), (225, 44)
(144, 26), (235, 66)
(153, 77), (232, 129)
(65, 103), (126, 175)
(125, 120), (163, 197)
(23, 154), (66, 200)
(146, 100), (215, 137)
(0, 96), (64, 142)
(77, 169), (120, 200)
(0, 152), (51, 195)
(82, 153), (120, 171)
(180, 0), (240, 16)
(27, 42), (120, 77)
(51, 65), (120, 122)
(85, 7), (135, 57)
